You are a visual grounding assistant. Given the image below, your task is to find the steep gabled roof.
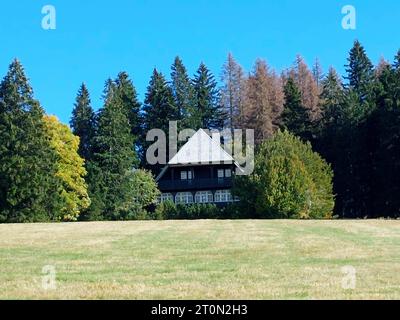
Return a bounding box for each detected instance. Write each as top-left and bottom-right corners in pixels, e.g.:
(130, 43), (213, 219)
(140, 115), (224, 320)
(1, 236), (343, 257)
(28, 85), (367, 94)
(168, 129), (235, 165)
(156, 129), (239, 181)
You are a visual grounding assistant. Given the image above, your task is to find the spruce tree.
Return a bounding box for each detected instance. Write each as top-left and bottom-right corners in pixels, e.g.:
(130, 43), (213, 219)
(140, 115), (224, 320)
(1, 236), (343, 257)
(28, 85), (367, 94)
(0, 59), (61, 222)
(372, 57), (400, 217)
(320, 67), (344, 128)
(89, 79), (137, 220)
(170, 57), (196, 129)
(192, 62), (225, 130)
(115, 71), (141, 139)
(345, 40), (374, 103)
(281, 77), (312, 141)
(141, 69), (178, 171)
(70, 83), (96, 161)
(393, 49), (400, 70)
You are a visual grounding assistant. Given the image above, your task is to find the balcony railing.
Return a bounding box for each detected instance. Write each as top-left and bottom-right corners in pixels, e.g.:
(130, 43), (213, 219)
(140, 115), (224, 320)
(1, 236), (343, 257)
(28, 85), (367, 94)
(158, 178), (233, 191)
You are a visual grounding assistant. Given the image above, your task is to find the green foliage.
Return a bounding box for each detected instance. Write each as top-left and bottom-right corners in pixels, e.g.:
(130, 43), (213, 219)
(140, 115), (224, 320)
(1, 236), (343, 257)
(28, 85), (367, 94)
(170, 57), (197, 130)
(115, 71), (141, 140)
(281, 77), (312, 141)
(86, 79), (138, 220)
(155, 202), (220, 220)
(192, 63), (225, 130)
(44, 115), (90, 221)
(345, 40), (374, 102)
(141, 69), (178, 171)
(234, 131), (334, 219)
(115, 169), (160, 220)
(70, 83), (96, 161)
(0, 60), (62, 223)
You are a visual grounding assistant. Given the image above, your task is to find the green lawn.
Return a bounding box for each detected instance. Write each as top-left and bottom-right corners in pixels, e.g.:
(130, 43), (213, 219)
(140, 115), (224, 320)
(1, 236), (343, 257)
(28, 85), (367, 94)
(0, 220), (399, 299)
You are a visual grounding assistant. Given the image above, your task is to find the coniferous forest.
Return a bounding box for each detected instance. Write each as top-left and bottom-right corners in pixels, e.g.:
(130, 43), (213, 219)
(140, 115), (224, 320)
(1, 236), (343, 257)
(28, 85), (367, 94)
(1, 40), (400, 222)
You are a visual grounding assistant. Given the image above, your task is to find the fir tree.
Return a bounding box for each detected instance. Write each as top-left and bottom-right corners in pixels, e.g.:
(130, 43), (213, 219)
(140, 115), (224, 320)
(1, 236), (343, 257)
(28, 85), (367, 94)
(192, 62), (225, 130)
(345, 40), (374, 103)
(281, 77), (312, 141)
(88, 79), (137, 220)
(0, 59), (61, 222)
(70, 83), (96, 161)
(115, 71), (141, 139)
(170, 57), (196, 129)
(141, 69), (178, 171)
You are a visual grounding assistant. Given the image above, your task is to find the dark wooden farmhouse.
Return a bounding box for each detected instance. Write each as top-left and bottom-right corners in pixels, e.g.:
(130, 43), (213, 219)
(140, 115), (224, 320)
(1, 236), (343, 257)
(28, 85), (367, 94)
(156, 129), (242, 205)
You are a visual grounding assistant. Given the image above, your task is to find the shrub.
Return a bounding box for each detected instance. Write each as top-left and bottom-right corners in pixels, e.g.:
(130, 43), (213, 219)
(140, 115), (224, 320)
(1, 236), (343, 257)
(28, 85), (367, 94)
(155, 202), (220, 220)
(114, 169), (160, 220)
(234, 130), (334, 219)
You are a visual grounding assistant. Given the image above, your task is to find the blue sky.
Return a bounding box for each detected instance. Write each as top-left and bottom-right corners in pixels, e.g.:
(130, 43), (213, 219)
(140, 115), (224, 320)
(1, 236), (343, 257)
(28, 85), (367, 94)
(0, 0), (399, 124)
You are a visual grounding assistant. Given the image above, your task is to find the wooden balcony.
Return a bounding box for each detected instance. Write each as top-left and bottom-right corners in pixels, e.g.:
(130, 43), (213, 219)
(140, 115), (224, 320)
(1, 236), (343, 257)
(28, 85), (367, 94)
(158, 178), (233, 192)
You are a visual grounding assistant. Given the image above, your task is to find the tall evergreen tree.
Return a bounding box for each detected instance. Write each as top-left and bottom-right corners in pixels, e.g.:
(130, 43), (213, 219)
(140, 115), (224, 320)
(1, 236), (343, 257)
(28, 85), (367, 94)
(281, 77), (312, 141)
(170, 57), (196, 129)
(88, 79), (137, 220)
(394, 50), (400, 70)
(192, 62), (225, 130)
(371, 55), (400, 217)
(115, 71), (141, 139)
(345, 40), (374, 104)
(141, 69), (178, 171)
(0, 59), (61, 222)
(319, 67), (345, 128)
(343, 41), (377, 217)
(70, 83), (96, 161)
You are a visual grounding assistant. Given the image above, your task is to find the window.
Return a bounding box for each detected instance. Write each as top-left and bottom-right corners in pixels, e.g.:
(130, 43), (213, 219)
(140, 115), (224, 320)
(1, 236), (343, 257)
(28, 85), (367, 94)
(214, 190), (233, 203)
(180, 170), (193, 180)
(160, 193), (174, 203)
(218, 168), (232, 178)
(175, 192), (194, 204)
(195, 191), (213, 203)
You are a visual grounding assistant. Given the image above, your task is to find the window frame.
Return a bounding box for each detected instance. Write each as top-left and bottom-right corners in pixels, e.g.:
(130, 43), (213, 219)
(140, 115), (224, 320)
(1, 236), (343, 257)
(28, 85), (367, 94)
(175, 192), (194, 204)
(195, 191), (213, 203)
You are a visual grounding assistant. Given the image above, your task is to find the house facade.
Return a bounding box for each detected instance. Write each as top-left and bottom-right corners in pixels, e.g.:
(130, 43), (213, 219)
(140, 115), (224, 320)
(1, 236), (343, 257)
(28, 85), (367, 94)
(156, 129), (241, 205)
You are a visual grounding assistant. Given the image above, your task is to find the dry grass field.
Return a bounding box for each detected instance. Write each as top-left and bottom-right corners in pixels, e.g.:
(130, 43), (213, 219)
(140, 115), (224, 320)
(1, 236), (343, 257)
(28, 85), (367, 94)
(0, 220), (399, 299)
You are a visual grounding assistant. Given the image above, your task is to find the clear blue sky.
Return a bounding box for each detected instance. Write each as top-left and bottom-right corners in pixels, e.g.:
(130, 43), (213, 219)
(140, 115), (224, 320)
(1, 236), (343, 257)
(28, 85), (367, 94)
(1, 0), (399, 124)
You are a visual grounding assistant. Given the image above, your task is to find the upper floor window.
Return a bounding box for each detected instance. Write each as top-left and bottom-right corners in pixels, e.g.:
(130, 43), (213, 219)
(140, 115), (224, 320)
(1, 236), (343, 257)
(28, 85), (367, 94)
(180, 170), (193, 180)
(217, 169), (232, 178)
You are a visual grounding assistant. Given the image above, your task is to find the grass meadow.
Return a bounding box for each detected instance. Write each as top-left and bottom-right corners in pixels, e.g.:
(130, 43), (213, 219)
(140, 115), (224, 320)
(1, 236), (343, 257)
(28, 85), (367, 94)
(0, 220), (399, 299)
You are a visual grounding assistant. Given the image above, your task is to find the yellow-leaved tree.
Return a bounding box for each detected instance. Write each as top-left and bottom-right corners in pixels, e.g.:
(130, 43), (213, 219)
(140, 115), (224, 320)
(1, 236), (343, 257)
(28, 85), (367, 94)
(44, 115), (90, 221)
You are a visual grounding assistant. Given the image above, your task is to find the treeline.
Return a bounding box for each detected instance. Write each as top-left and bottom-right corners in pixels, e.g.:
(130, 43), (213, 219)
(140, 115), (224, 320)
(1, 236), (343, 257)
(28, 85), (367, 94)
(1, 40), (400, 222)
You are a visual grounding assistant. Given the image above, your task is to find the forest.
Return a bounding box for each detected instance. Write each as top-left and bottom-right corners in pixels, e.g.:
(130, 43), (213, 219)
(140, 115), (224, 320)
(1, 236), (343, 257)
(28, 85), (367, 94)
(1, 40), (400, 222)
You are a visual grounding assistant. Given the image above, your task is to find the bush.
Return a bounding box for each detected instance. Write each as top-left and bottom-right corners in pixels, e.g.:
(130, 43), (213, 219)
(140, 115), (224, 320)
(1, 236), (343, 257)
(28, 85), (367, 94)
(234, 130), (334, 219)
(154, 200), (178, 220)
(113, 169), (160, 220)
(155, 202), (220, 220)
